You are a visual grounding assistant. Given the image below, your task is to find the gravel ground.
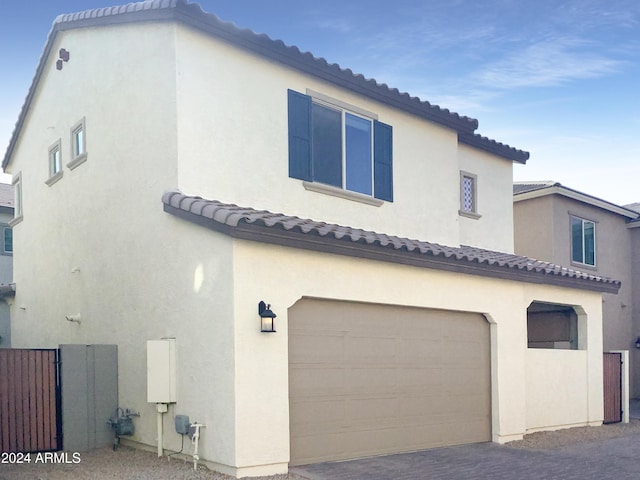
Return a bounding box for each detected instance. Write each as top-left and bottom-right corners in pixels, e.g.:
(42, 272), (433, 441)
(506, 418), (640, 450)
(0, 446), (308, 480)
(3, 421), (640, 479)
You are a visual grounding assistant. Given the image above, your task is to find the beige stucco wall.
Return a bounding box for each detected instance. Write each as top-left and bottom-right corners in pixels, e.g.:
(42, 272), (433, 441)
(457, 144), (515, 252)
(514, 193), (635, 393)
(173, 24), (516, 253)
(514, 195), (555, 261)
(229, 239), (603, 475)
(630, 226), (640, 397)
(5, 21), (241, 468)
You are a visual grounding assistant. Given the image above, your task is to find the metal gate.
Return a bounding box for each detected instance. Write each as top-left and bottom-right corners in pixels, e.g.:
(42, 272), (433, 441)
(603, 352), (622, 424)
(0, 349), (62, 453)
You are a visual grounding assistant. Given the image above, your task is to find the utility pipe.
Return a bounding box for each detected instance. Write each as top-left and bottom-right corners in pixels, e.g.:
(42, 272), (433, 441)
(156, 403), (167, 457)
(191, 423), (205, 471)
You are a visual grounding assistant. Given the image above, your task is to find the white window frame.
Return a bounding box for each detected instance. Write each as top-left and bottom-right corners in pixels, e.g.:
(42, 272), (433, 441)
(46, 139), (63, 186)
(68, 117), (88, 170)
(570, 215), (596, 267)
(307, 89), (378, 197)
(459, 171), (480, 219)
(10, 172), (23, 226)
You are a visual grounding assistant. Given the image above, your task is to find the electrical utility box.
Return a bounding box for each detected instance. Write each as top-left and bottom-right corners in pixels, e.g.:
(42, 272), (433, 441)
(147, 339), (177, 403)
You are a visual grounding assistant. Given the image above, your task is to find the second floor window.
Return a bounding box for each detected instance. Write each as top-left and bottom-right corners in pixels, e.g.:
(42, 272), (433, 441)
(571, 216), (595, 266)
(288, 89), (393, 202)
(3, 227), (12, 254)
(68, 117), (88, 170)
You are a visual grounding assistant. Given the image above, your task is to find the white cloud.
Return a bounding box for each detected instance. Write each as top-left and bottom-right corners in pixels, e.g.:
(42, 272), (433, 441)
(477, 37), (624, 89)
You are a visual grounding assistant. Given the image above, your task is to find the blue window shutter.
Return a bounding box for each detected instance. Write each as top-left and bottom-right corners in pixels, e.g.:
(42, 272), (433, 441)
(374, 120), (393, 201)
(288, 89), (312, 181)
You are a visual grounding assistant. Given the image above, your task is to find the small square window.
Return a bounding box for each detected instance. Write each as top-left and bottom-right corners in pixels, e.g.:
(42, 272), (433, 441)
(68, 117), (88, 170)
(459, 171), (480, 218)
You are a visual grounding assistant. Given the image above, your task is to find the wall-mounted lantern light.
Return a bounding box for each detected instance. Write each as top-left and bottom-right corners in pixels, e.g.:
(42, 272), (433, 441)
(635, 337), (640, 349)
(258, 301), (276, 333)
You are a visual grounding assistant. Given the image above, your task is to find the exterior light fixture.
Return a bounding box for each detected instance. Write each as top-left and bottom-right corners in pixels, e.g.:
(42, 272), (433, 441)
(258, 301), (276, 333)
(635, 337), (640, 349)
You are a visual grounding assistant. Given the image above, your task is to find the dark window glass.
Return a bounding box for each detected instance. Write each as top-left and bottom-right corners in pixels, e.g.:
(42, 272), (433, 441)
(311, 104), (342, 188)
(4, 228), (12, 253)
(345, 113), (372, 195)
(571, 217), (583, 263)
(571, 216), (595, 266)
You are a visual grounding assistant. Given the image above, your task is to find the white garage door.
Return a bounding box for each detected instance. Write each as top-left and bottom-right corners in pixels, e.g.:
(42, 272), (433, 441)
(288, 298), (491, 466)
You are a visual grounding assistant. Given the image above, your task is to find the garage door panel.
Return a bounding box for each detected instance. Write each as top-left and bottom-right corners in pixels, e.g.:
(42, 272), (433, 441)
(398, 338), (443, 363)
(289, 299), (491, 466)
(344, 336), (398, 364)
(289, 333), (344, 362)
(289, 366), (345, 394)
(290, 398), (345, 430)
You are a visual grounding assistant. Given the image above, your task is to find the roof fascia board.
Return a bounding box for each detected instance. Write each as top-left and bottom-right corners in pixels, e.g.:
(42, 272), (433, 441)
(459, 133), (529, 164)
(163, 203), (619, 294)
(514, 186), (639, 219)
(170, 6), (479, 134)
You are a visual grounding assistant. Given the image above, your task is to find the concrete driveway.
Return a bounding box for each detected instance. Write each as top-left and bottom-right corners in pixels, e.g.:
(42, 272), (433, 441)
(290, 435), (640, 480)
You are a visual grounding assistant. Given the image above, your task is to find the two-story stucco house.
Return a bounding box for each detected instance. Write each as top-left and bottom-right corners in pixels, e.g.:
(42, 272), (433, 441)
(2, 1), (620, 477)
(514, 181), (640, 398)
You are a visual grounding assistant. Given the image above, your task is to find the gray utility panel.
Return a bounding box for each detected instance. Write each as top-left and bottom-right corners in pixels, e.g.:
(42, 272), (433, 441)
(59, 344), (118, 451)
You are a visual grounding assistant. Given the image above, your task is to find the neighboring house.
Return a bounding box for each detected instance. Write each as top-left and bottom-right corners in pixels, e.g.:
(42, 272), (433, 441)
(1, 1), (619, 476)
(514, 181), (640, 396)
(0, 183), (14, 347)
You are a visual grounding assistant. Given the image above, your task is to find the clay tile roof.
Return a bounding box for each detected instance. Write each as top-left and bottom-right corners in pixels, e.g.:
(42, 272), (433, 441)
(512, 181), (559, 195)
(162, 190), (620, 294)
(459, 133), (529, 164)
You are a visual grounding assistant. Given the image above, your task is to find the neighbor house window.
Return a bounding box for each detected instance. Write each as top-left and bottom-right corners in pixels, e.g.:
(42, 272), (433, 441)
(11, 173), (23, 225)
(288, 89), (393, 202)
(459, 171), (479, 218)
(68, 117), (87, 170)
(571, 216), (595, 266)
(3, 227), (12, 254)
(46, 139), (63, 186)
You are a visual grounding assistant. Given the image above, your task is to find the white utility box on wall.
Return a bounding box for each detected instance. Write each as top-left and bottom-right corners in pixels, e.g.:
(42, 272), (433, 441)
(147, 338), (177, 403)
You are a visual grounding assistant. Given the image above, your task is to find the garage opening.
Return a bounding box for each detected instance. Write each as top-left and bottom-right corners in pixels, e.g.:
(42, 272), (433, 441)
(527, 301), (580, 350)
(288, 298), (491, 466)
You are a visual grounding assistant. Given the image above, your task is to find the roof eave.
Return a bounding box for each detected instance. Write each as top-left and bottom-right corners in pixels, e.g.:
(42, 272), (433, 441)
(163, 201), (619, 295)
(459, 132), (529, 164)
(514, 185), (640, 220)
(5, 0), (518, 171)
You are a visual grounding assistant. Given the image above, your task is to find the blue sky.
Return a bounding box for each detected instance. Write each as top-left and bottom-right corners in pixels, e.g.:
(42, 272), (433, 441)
(1, 0), (639, 204)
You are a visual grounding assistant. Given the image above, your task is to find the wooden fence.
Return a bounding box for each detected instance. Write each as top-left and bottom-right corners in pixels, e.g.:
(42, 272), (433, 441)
(0, 349), (61, 453)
